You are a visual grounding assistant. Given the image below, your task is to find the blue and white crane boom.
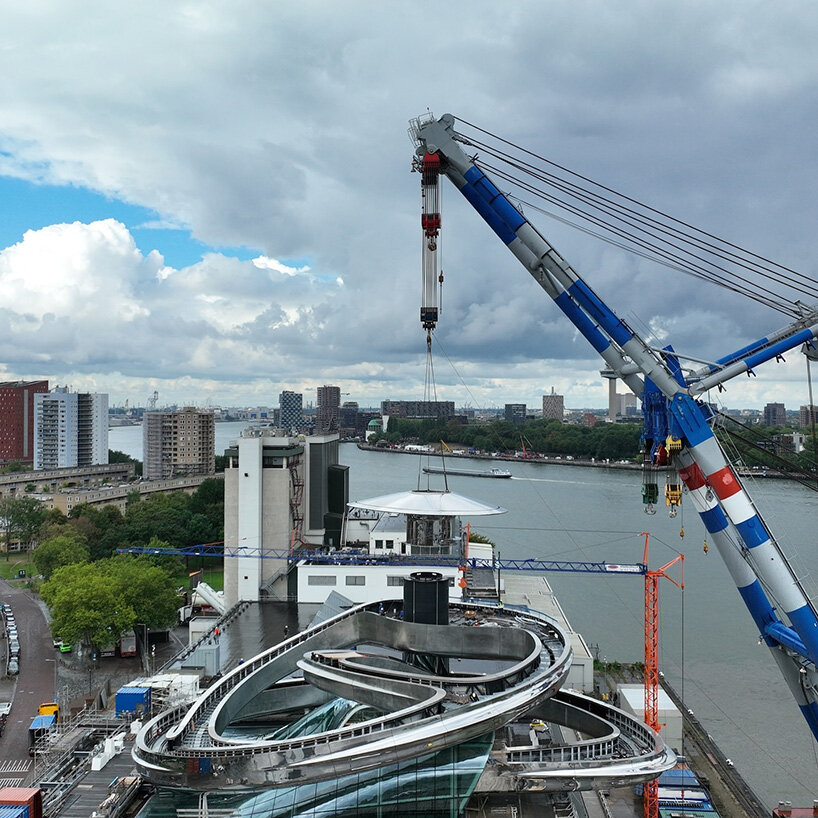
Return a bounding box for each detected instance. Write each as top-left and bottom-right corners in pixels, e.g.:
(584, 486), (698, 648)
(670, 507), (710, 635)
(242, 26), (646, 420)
(410, 112), (818, 739)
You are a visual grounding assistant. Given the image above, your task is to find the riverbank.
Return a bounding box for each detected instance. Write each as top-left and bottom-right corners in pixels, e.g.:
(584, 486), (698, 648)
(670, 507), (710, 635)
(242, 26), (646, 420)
(355, 441), (796, 480)
(595, 662), (767, 818)
(356, 441), (644, 471)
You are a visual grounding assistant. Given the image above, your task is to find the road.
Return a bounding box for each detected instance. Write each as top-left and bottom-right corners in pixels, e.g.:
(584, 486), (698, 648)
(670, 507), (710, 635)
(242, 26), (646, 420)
(0, 577), (57, 779)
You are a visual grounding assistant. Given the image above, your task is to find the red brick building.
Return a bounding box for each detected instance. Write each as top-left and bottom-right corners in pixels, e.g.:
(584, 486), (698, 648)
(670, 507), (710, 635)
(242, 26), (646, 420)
(0, 380), (49, 463)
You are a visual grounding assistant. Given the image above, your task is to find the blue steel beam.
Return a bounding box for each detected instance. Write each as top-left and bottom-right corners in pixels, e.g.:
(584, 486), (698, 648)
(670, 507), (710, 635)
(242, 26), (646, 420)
(116, 546), (645, 575)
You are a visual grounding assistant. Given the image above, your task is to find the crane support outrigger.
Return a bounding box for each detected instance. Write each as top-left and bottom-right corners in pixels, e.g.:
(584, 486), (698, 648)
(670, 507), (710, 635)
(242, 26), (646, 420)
(410, 112), (818, 740)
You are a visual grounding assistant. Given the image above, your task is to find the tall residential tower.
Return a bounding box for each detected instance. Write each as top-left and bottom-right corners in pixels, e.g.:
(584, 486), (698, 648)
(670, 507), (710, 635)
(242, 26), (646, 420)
(542, 388), (564, 422)
(315, 385), (341, 434)
(279, 391), (303, 433)
(34, 387), (108, 470)
(143, 407), (215, 480)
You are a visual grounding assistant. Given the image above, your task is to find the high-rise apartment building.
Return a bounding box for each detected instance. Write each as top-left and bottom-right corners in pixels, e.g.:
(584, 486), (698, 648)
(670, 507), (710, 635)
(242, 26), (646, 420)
(800, 405), (818, 428)
(34, 387), (108, 469)
(143, 407), (215, 481)
(504, 404), (526, 425)
(316, 385), (341, 434)
(0, 380), (49, 463)
(542, 388), (564, 422)
(339, 401), (359, 437)
(279, 391), (303, 433)
(763, 402), (787, 427)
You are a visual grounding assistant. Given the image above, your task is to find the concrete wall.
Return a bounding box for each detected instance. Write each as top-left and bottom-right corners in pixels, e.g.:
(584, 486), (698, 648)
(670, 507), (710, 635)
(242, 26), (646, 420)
(223, 435), (293, 606)
(296, 563), (461, 605)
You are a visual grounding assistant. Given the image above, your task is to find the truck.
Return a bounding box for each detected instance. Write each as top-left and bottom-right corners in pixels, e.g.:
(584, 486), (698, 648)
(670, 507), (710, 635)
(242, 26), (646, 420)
(28, 713), (56, 755)
(37, 702), (59, 721)
(119, 632), (137, 657)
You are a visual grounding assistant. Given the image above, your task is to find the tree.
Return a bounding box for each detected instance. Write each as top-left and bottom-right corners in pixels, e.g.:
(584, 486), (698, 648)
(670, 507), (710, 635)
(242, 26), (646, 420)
(33, 532), (90, 580)
(41, 555), (181, 648)
(102, 553), (181, 630)
(109, 449), (143, 477)
(0, 495), (46, 557)
(41, 563), (135, 648)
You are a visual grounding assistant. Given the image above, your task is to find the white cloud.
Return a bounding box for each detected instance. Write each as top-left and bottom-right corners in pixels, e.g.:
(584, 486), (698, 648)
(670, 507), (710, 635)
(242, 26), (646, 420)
(0, 2), (816, 409)
(252, 256), (311, 276)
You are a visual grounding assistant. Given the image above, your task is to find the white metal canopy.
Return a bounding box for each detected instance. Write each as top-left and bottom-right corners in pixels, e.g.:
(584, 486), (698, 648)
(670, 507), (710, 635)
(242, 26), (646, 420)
(348, 490), (507, 517)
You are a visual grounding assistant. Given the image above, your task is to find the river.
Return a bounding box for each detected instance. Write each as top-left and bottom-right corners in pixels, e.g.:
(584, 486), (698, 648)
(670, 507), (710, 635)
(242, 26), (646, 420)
(110, 423), (818, 806)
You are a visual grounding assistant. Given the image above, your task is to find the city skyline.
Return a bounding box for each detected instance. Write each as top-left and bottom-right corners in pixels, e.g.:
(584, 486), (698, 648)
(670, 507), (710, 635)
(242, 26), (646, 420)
(1, 6), (817, 410)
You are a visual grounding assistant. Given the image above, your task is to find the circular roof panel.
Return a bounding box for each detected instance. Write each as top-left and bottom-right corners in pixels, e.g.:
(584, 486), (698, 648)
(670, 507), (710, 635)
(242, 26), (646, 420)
(348, 490), (506, 517)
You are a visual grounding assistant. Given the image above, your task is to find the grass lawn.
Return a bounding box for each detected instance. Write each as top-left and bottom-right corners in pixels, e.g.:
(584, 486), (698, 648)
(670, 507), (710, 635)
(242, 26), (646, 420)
(172, 566), (224, 592)
(0, 554), (35, 581)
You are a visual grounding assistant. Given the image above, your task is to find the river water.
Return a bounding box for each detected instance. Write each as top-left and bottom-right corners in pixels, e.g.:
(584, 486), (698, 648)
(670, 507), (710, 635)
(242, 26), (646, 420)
(110, 423), (818, 806)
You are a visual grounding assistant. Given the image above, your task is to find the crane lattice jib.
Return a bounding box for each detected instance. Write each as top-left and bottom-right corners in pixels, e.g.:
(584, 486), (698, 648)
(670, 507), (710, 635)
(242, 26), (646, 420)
(411, 112), (818, 740)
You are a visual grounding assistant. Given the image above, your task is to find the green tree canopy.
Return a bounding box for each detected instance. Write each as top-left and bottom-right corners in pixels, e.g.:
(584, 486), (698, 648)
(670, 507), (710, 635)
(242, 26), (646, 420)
(42, 562), (135, 648)
(100, 553), (181, 630)
(41, 554), (182, 647)
(0, 495), (47, 556)
(32, 531), (90, 580)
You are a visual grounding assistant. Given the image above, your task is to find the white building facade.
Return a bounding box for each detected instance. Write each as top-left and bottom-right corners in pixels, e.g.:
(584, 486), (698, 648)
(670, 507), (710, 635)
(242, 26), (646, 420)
(34, 388), (108, 470)
(222, 431), (343, 607)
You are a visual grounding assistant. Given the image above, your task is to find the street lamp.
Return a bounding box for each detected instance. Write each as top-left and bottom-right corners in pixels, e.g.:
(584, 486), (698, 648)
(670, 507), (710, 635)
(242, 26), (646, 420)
(136, 623), (149, 673)
(45, 658), (57, 700)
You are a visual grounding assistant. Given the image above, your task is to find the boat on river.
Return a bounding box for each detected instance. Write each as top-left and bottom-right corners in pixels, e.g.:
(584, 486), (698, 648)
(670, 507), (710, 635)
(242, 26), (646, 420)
(423, 465), (512, 479)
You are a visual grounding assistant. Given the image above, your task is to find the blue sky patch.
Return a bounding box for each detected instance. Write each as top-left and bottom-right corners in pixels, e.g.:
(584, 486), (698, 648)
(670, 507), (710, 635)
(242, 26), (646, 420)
(0, 176), (258, 268)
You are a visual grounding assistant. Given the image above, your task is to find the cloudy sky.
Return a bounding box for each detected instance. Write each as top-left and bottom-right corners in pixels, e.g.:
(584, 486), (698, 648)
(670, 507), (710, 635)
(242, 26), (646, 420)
(1, 1), (817, 412)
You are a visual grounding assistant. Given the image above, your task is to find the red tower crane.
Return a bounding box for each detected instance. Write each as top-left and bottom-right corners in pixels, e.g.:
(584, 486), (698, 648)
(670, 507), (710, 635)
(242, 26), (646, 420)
(641, 532), (684, 818)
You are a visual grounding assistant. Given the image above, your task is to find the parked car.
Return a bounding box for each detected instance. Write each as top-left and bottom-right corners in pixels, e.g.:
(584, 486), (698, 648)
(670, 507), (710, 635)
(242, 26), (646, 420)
(7, 659), (18, 675)
(58, 642), (72, 654)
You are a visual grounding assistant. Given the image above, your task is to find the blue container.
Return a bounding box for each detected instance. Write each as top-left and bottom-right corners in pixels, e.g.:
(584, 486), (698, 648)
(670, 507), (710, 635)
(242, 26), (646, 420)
(0, 805), (29, 818)
(115, 686), (151, 716)
(28, 715), (55, 731)
(659, 767), (698, 786)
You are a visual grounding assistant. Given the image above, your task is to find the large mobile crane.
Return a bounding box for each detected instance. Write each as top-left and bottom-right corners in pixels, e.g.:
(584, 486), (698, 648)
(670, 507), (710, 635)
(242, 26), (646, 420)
(410, 113), (818, 741)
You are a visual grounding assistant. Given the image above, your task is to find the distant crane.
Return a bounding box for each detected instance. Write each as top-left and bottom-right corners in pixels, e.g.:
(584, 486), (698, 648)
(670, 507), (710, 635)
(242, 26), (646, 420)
(147, 391), (159, 410)
(641, 532), (684, 818)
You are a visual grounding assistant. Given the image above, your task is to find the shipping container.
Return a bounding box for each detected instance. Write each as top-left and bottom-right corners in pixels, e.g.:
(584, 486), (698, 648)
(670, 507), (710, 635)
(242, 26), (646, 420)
(0, 805), (28, 818)
(0, 787), (43, 818)
(115, 686), (151, 717)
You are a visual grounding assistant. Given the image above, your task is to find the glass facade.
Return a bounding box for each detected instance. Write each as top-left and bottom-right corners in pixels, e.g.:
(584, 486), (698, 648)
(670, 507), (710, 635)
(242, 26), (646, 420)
(138, 733), (492, 818)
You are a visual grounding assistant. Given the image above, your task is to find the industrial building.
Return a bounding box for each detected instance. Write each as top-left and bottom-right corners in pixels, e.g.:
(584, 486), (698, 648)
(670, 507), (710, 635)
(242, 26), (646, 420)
(221, 430), (346, 607)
